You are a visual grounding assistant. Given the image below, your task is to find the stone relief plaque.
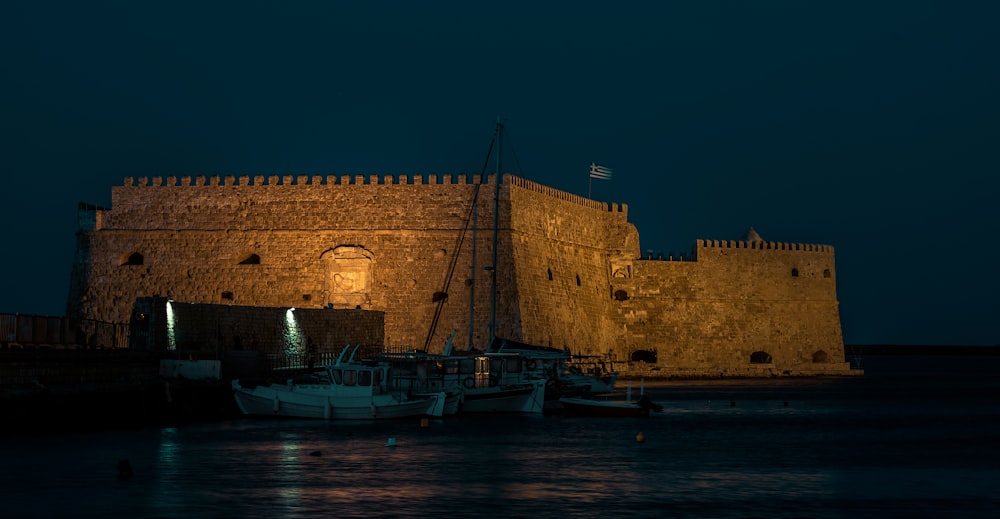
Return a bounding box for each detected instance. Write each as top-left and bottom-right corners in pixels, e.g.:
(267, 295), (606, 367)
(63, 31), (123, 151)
(322, 246), (373, 309)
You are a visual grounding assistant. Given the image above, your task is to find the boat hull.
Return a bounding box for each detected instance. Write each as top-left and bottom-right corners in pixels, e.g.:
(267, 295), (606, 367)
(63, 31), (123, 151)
(461, 381), (546, 414)
(232, 381), (445, 420)
(558, 397), (650, 417)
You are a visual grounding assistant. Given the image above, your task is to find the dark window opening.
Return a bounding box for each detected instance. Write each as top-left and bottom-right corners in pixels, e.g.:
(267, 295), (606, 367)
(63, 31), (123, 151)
(823, 269), (831, 278)
(791, 268), (799, 277)
(750, 351), (772, 364)
(239, 253), (261, 265)
(614, 289), (629, 301)
(221, 291), (234, 301)
(302, 294), (312, 301)
(812, 350), (829, 363)
(547, 268), (553, 281)
(630, 350), (657, 364)
(122, 252), (144, 266)
(576, 274), (581, 286)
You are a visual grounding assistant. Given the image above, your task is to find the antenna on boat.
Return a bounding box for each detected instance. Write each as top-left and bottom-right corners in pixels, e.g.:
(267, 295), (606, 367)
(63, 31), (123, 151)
(444, 329), (457, 356)
(346, 343), (363, 363)
(335, 344), (351, 366)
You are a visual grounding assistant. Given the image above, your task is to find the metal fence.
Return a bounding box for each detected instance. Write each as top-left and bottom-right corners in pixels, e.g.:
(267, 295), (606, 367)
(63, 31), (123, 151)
(0, 314), (129, 349)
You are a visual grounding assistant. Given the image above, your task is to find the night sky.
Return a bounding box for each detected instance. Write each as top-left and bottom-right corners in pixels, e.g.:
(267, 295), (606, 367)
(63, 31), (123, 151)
(2, 1), (997, 346)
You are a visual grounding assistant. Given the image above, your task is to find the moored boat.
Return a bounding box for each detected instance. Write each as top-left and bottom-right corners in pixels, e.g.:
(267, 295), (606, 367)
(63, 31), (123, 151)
(558, 380), (662, 417)
(379, 347), (546, 414)
(232, 345), (446, 420)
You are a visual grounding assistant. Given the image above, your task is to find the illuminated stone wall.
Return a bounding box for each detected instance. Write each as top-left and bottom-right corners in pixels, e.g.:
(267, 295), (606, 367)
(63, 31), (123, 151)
(610, 241), (849, 375)
(67, 174), (853, 375)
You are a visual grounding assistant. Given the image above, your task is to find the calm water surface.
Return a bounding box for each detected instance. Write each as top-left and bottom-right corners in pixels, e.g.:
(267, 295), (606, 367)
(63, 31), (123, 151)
(3, 354), (999, 518)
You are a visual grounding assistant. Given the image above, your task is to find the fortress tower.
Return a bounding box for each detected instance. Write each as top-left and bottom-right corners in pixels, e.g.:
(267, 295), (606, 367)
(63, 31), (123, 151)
(67, 173), (854, 376)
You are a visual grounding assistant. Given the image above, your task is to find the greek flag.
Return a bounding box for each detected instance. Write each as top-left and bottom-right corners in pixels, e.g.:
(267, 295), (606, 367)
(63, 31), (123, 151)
(589, 163), (612, 180)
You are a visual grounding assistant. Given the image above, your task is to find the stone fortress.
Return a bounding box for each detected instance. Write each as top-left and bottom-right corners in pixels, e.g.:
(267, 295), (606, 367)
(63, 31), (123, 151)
(67, 173), (856, 377)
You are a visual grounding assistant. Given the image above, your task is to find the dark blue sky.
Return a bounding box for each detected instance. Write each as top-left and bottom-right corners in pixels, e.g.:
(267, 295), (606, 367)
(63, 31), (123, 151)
(2, 1), (997, 345)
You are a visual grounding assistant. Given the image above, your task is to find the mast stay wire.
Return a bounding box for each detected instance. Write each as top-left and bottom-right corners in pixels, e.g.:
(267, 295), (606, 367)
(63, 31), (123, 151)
(422, 133), (496, 352)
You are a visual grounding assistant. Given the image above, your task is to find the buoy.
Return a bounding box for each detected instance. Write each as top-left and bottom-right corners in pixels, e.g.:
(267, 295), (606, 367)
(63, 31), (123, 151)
(635, 432), (645, 443)
(386, 437), (397, 447)
(420, 417), (429, 428)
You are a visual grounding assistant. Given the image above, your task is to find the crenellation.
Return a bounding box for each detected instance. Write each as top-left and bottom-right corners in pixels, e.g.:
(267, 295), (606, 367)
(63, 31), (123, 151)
(696, 238), (833, 254)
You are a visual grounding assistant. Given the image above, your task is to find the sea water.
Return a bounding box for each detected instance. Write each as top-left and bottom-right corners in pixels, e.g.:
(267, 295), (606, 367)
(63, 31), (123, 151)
(2, 354), (999, 518)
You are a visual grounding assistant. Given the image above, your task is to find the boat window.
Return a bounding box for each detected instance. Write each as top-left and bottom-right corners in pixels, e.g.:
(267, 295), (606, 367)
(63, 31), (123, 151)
(506, 357), (521, 373)
(489, 358), (504, 374)
(460, 358), (475, 374)
(373, 368), (383, 386)
(330, 369), (343, 384)
(443, 360), (459, 374)
(358, 370), (372, 386)
(343, 369), (357, 386)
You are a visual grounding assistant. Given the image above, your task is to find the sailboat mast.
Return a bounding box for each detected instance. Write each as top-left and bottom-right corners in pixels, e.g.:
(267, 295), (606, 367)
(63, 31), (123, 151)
(490, 117), (502, 344)
(468, 180), (478, 350)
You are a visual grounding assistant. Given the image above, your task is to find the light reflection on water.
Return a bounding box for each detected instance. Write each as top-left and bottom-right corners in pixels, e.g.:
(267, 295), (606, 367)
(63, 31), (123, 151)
(3, 361), (1000, 518)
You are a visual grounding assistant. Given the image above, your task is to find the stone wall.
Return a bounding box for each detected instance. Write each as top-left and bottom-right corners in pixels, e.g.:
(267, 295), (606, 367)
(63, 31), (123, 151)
(68, 174), (505, 351)
(128, 297), (383, 354)
(67, 174), (854, 375)
(505, 177), (638, 354)
(611, 240), (849, 375)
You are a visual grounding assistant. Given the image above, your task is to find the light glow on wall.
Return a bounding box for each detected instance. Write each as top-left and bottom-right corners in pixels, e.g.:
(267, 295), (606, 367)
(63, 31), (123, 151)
(284, 307), (302, 355)
(166, 300), (177, 351)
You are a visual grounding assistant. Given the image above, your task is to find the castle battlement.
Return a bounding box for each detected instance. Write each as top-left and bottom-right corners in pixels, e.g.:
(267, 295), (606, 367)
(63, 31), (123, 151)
(123, 173), (505, 187)
(509, 175), (627, 215)
(697, 239), (833, 253)
(121, 173), (629, 216)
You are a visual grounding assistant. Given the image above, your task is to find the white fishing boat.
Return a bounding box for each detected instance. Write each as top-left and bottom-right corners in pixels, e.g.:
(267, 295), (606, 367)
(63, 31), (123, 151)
(232, 345), (446, 420)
